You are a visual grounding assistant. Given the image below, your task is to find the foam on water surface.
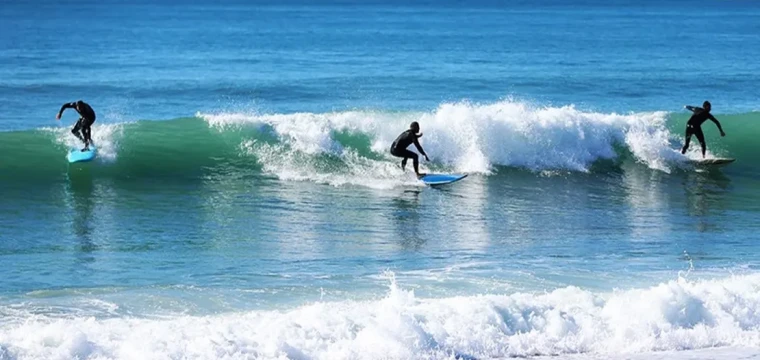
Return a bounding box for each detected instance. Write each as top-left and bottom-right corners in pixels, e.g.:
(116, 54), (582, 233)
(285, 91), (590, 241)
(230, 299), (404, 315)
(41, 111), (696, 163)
(2, 273), (760, 360)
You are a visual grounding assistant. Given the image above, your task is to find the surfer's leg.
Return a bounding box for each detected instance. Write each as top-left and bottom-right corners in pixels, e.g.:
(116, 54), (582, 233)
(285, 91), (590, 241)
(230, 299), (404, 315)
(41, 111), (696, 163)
(391, 148), (406, 170)
(409, 152), (420, 175)
(71, 118), (85, 144)
(396, 149), (419, 174)
(82, 126), (92, 150)
(694, 127), (706, 158)
(81, 118), (95, 150)
(681, 126), (693, 154)
(393, 149), (419, 173)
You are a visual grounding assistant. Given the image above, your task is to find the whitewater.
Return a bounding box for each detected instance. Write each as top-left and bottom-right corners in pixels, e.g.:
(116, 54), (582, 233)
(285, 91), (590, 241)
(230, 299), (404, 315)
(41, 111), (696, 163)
(2, 272), (760, 360)
(202, 100), (693, 175)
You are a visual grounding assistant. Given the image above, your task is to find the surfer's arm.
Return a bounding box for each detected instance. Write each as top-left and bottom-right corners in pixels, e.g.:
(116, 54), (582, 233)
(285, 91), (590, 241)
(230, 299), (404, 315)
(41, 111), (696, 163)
(685, 106), (700, 113)
(56, 102), (76, 119)
(413, 138), (429, 160)
(709, 114), (726, 136)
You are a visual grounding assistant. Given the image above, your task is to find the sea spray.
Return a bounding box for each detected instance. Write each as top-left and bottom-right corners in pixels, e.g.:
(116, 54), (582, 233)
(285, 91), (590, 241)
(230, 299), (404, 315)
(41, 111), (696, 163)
(201, 100), (694, 181)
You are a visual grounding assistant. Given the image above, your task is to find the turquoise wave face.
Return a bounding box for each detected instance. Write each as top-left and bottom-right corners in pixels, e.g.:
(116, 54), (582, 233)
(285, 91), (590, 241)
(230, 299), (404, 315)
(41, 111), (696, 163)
(1, 106), (758, 185)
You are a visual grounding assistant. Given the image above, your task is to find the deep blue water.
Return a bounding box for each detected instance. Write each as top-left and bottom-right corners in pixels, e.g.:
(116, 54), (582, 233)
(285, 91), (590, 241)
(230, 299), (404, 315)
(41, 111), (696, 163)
(2, 0), (760, 130)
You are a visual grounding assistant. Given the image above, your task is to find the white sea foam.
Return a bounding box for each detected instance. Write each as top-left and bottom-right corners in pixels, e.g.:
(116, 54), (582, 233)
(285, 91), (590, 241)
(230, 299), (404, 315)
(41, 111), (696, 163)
(44, 123), (126, 163)
(1, 273), (760, 360)
(199, 100), (702, 187)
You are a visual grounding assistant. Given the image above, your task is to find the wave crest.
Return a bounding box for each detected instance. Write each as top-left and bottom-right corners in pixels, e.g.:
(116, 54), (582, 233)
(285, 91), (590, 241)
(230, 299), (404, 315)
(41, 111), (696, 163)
(200, 100), (691, 178)
(2, 100), (752, 185)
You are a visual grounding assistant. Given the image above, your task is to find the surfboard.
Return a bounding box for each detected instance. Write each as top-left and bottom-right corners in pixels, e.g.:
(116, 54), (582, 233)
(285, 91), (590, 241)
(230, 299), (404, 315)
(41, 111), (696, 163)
(418, 173), (468, 185)
(67, 146), (97, 163)
(687, 158), (735, 166)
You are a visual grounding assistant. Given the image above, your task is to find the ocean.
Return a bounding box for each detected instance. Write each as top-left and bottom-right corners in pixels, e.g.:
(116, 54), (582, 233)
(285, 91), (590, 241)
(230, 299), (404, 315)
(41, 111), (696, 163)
(1, 0), (760, 359)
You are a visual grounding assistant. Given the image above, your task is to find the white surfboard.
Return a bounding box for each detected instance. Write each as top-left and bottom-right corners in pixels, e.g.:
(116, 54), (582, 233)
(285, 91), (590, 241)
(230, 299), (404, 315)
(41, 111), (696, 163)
(687, 158), (735, 166)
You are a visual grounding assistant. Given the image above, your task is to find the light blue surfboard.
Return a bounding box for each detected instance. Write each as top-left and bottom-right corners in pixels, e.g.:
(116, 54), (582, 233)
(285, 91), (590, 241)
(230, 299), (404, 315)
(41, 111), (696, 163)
(419, 173), (468, 185)
(67, 146), (97, 163)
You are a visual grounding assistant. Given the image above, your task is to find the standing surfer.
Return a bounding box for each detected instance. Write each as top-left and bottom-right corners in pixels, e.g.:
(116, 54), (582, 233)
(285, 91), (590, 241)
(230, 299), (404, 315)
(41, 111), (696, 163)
(681, 101), (725, 158)
(57, 100), (96, 151)
(390, 121), (430, 178)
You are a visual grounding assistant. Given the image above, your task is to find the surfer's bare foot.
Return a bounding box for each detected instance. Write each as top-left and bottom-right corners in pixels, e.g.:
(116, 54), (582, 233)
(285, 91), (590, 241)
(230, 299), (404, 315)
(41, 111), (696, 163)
(416, 173), (426, 179)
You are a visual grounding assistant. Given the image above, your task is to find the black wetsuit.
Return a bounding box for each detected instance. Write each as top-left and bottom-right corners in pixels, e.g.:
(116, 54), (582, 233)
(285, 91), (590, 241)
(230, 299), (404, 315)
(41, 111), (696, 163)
(59, 102), (96, 147)
(390, 129), (425, 160)
(681, 106), (723, 156)
(390, 129), (428, 175)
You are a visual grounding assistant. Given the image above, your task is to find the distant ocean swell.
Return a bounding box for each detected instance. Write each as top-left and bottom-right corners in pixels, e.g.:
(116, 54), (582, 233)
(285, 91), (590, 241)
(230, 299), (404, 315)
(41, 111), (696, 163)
(1, 100), (756, 187)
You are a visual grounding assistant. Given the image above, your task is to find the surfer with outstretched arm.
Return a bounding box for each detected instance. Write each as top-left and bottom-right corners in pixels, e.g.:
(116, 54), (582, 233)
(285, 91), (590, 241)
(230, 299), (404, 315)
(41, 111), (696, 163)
(56, 100), (96, 151)
(681, 100), (725, 158)
(390, 121), (430, 178)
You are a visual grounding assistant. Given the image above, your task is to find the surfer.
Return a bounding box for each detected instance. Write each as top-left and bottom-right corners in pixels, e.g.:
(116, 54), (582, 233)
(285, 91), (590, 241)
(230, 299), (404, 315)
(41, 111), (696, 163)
(56, 100), (96, 151)
(681, 101), (725, 158)
(390, 121), (430, 177)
